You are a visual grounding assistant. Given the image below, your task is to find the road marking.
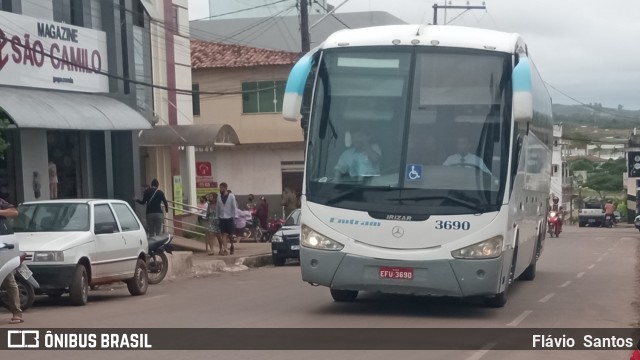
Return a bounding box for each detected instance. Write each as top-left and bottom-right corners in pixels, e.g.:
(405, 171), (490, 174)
(507, 310), (532, 327)
(465, 343), (496, 360)
(597, 257), (603, 262)
(559, 281), (572, 288)
(140, 294), (168, 301)
(539, 293), (555, 303)
(577, 272), (585, 278)
(588, 264), (595, 270)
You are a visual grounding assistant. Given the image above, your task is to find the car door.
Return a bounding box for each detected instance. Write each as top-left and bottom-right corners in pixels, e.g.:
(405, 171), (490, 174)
(92, 204), (128, 279)
(110, 203), (145, 276)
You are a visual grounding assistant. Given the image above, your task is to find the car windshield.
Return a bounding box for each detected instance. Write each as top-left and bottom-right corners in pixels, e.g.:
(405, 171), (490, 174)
(284, 210), (301, 226)
(14, 203), (90, 232)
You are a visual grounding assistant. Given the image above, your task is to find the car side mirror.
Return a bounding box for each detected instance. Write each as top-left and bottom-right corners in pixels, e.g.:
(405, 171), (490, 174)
(95, 223), (115, 235)
(0, 242), (14, 250)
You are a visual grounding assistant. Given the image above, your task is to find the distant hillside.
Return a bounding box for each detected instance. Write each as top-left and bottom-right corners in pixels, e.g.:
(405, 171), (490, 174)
(552, 104), (640, 128)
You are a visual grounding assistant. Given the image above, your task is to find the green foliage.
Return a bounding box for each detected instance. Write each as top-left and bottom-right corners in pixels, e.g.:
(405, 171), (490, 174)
(570, 159), (595, 172)
(599, 158), (627, 175)
(585, 173), (623, 193)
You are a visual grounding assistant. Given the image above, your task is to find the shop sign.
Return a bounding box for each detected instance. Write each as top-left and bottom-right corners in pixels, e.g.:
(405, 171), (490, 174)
(0, 11), (108, 92)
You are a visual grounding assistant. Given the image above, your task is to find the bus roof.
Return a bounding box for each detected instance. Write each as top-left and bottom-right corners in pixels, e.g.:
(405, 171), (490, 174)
(320, 25), (523, 54)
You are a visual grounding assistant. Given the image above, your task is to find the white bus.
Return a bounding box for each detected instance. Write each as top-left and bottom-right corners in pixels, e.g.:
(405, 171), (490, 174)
(283, 25), (553, 307)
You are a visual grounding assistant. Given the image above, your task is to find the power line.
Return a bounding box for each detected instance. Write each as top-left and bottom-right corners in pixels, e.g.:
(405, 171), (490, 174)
(545, 82), (640, 121)
(191, 0), (294, 22)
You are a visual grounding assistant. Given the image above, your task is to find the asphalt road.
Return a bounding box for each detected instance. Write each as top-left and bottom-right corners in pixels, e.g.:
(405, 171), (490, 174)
(2, 225), (638, 360)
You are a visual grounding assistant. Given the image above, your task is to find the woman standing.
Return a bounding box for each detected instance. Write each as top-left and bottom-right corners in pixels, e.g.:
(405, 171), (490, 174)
(206, 193), (224, 255)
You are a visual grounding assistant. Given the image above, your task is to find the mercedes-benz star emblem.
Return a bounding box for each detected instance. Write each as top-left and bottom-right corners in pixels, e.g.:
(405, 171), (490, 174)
(392, 226), (404, 238)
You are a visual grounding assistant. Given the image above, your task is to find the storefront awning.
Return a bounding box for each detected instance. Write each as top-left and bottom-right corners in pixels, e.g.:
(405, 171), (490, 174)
(0, 86), (151, 130)
(138, 124), (240, 146)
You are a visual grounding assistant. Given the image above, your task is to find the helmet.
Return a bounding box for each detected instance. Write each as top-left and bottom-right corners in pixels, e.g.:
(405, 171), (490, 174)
(552, 197), (559, 204)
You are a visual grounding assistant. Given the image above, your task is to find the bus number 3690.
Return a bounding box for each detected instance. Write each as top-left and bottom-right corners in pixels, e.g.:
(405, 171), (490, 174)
(435, 220), (471, 230)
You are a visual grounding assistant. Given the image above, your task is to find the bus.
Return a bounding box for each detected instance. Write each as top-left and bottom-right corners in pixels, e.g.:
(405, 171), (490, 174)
(282, 25), (553, 307)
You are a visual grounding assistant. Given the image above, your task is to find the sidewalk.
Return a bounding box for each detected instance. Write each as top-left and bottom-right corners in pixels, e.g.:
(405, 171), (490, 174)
(166, 235), (273, 278)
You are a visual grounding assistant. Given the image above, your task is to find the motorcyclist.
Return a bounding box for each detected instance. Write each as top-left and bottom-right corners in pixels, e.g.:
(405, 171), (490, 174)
(604, 200), (616, 225)
(549, 197), (562, 233)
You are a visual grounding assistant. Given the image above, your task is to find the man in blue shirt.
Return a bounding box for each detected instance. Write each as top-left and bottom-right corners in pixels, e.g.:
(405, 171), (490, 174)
(334, 130), (382, 180)
(442, 135), (491, 174)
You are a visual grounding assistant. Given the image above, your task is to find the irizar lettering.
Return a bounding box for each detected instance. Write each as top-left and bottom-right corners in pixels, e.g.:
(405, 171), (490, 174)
(386, 215), (412, 221)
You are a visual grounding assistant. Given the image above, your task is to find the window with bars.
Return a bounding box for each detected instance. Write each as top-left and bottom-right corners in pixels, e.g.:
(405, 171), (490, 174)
(241, 81), (286, 114)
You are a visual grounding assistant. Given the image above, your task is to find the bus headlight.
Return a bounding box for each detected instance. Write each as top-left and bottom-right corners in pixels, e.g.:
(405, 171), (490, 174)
(451, 236), (503, 259)
(301, 225), (344, 251)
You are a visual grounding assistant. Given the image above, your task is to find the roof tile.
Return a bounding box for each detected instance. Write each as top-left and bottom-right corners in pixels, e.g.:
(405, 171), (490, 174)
(191, 39), (301, 69)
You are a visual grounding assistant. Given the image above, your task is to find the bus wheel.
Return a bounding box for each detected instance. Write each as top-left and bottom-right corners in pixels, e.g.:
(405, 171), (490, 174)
(330, 289), (358, 302)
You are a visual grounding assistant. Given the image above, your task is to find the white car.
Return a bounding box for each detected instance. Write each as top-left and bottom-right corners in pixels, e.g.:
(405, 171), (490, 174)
(14, 199), (149, 305)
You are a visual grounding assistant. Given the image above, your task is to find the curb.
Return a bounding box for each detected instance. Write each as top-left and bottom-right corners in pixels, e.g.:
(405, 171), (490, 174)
(236, 254), (273, 268)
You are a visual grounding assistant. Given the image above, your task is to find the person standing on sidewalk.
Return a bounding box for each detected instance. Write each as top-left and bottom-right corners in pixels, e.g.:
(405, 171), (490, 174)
(136, 179), (168, 236)
(0, 197), (22, 323)
(281, 187), (297, 219)
(216, 183), (237, 255)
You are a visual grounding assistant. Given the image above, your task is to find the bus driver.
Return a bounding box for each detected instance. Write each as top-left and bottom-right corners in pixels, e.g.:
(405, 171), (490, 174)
(334, 130), (382, 180)
(442, 135), (491, 174)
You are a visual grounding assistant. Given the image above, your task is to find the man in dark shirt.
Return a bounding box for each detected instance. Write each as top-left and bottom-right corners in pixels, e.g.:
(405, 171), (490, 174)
(0, 198), (22, 323)
(136, 179), (169, 236)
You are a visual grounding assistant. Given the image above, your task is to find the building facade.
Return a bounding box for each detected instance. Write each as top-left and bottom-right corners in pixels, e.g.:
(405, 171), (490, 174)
(0, 0), (158, 207)
(190, 39), (302, 214)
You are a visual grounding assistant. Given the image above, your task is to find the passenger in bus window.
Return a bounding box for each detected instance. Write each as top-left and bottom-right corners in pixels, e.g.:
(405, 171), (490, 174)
(334, 130), (381, 180)
(442, 135), (491, 174)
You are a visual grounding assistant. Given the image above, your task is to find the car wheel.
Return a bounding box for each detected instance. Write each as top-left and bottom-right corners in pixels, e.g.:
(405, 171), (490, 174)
(127, 259), (148, 296)
(69, 265), (89, 306)
(330, 289), (359, 302)
(272, 256), (286, 266)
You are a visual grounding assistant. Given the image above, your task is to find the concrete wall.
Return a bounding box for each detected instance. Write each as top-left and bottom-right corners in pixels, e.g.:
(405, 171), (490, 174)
(196, 144), (304, 196)
(192, 67), (303, 144)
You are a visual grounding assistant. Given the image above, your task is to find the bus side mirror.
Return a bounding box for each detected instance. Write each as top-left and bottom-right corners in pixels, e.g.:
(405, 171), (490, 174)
(283, 50), (319, 122)
(512, 57), (533, 125)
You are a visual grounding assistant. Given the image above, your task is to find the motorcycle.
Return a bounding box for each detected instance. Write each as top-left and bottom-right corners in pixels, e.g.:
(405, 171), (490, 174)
(548, 211), (561, 237)
(147, 234), (173, 285)
(603, 213), (614, 228)
(261, 214), (285, 242)
(0, 253), (39, 311)
(233, 210), (263, 243)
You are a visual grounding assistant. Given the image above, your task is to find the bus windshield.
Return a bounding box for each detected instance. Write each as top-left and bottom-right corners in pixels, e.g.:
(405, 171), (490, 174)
(306, 47), (513, 215)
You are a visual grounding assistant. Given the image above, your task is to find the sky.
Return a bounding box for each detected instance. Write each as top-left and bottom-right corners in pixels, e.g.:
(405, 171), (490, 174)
(188, 0), (640, 110)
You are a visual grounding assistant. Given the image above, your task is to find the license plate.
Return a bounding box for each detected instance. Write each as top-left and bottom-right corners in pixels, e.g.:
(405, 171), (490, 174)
(291, 245), (300, 250)
(379, 266), (413, 280)
(588, 219), (595, 223)
(16, 264), (33, 279)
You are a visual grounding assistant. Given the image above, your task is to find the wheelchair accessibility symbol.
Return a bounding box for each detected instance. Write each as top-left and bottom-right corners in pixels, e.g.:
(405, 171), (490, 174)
(406, 164), (423, 180)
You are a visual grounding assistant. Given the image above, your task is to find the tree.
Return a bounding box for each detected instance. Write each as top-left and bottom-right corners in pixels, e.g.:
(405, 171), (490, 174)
(585, 173), (623, 197)
(569, 158), (595, 172)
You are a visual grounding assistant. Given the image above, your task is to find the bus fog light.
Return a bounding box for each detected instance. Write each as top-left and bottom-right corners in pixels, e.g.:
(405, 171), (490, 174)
(451, 236), (503, 259)
(301, 225), (344, 251)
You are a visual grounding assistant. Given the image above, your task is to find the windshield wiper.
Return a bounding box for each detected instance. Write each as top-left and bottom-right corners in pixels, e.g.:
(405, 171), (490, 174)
(388, 195), (487, 212)
(326, 186), (396, 205)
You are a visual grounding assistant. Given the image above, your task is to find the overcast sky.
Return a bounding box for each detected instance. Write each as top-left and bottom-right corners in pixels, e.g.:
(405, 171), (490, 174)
(188, 0), (640, 110)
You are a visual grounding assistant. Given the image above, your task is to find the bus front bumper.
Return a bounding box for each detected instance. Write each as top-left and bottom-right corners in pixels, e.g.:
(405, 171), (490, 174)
(300, 247), (505, 297)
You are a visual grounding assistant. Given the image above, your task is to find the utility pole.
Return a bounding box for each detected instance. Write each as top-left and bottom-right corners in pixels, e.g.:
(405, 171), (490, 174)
(432, 2), (486, 25)
(300, 0), (310, 52)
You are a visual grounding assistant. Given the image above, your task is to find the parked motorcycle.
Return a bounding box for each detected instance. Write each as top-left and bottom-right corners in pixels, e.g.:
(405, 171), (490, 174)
(261, 213), (285, 242)
(147, 234), (173, 285)
(548, 211), (561, 237)
(0, 253), (39, 311)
